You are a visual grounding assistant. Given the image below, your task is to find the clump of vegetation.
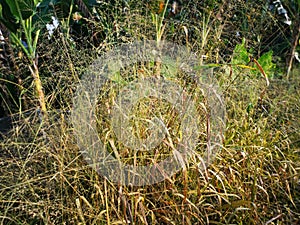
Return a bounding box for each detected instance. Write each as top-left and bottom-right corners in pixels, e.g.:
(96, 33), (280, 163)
(0, 0), (299, 224)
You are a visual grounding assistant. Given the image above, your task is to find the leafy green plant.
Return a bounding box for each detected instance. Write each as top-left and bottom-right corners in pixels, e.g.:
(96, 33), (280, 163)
(151, 0), (169, 45)
(256, 50), (276, 79)
(232, 38), (276, 82)
(231, 38), (250, 65)
(0, 0), (100, 116)
(0, 0), (47, 114)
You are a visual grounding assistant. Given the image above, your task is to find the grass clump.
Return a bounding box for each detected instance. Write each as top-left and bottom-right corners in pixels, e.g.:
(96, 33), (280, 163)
(0, 0), (299, 224)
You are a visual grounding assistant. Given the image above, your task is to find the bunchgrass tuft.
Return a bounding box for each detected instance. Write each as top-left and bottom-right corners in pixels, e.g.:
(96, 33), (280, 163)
(0, 1), (299, 224)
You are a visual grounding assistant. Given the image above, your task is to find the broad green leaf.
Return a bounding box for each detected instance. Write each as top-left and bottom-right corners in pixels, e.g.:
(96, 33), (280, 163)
(5, 0), (35, 20)
(0, 0), (19, 31)
(257, 50), (276, 78)
(232, 38), (250, 65)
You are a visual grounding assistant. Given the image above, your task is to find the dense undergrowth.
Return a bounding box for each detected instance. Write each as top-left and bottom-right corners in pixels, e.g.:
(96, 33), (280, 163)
(0, 0), (299, 224)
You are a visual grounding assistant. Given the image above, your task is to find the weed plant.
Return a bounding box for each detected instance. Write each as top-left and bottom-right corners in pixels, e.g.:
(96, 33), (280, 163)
(0, 0), (299, 224)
